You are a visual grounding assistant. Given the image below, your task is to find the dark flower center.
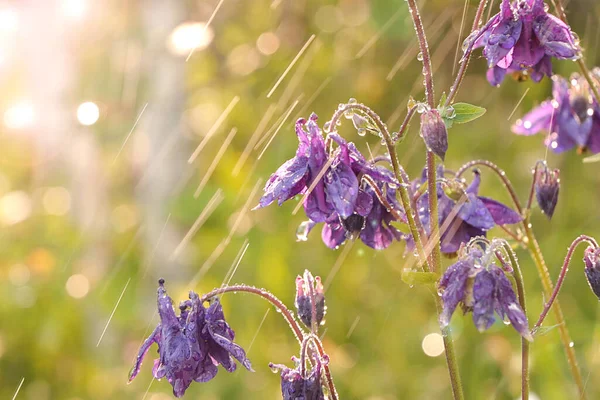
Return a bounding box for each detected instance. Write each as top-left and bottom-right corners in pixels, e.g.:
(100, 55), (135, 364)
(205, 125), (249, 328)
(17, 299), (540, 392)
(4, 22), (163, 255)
(570, 95), (590, 123)
(342, 214), (365, 236)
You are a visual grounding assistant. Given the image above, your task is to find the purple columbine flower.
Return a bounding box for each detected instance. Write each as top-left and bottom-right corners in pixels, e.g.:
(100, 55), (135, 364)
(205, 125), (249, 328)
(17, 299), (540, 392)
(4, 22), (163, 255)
(295, 270), (326, 330)
(467, 0), (580, 86)
(534, 162), (560, 218)
(584, 247), (600, 300)
(413, 167), (522, 254)
(256, 113), (406, 250)
(438, 247), (532, 340)
(128, 280), (252, 398)
(512, 73), (600, 153)
(269, 360), (325, 400)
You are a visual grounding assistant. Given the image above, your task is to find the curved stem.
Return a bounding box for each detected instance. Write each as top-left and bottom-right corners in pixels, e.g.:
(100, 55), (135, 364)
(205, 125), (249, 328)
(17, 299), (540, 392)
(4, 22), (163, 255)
(396, 105), (418, 143)
(532, 235), (599, 332)
(201, 285), (339, 399)
(445, 0), (489, 107)
(406, 0), (435, 108)
(456, 159), (588, 399)
(501, 243), (529, 400)
(329, 103), (428, 268)
(551, 0), (600, 105)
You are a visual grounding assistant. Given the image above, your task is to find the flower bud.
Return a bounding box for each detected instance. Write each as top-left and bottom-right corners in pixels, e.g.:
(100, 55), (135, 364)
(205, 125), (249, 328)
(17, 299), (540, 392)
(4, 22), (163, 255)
(295, 270), (326, 330)
(420, 109), (448, 160)
(584, 247), (600, 300)
(534, 164), (560, 219)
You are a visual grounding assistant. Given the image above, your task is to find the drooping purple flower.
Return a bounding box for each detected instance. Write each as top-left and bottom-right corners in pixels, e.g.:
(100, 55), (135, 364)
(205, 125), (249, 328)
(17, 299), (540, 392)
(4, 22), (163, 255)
(584, 247), (600, 300)
(414, 167), (522, 254)
(534, 162), (560, 218)
(295, 270), (326, 330)
(256, 113), (406, 250)
(128, 280), (252, 397)
(420, 109), (448, 160)
(438, 247), (532, 340)
(270, 361), (325, 400)
(467, 0), (580, 86)
(512, 74), (600, 153)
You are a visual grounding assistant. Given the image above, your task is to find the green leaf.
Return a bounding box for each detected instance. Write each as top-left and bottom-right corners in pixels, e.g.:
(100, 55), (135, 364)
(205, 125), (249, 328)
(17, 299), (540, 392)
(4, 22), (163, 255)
(438, 91), (447, 108)
(401, 269), (439, 286)
(451, 102), (487, 124)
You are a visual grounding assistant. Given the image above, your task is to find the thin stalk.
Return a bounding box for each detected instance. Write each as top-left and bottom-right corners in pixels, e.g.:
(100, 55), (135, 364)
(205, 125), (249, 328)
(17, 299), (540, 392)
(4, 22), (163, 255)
(405, 0), (465, 397)
(201, 285), (339, 399)
(551, 0), (600, 105)
(501, 243), (530, 400)
(445, 0), (489, 107)
(456, 159), (588, 399)
(396, 105), (418, 143)
(531, 235), (599, 332)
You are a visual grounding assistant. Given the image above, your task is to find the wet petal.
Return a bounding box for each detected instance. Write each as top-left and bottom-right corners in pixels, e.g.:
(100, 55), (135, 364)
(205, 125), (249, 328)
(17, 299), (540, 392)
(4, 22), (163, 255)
(492, 266), (532, 340)
(325, 159), (359, 218)
(512, 101), (554, 136)
(472, 270), (496, 332)
(321, 219), (347, 249)
(458, 194), (495, 230)
(439, 260), (471, 327)
(478, 197), (523, 225)
(129, 326), (160, 382)
(255, 156), (309, 208)
(533, 14), (580, 59)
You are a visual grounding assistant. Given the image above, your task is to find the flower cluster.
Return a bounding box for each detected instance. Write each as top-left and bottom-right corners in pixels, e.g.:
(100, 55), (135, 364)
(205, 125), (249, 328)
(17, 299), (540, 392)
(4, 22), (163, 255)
(412, 167), (522, 254)
(128, 280), (252, 398)
(513, 72), (600, 153)
(438, 244), (532, 340)
(255, 113), (405, 250)
(468, 0), (580, 86)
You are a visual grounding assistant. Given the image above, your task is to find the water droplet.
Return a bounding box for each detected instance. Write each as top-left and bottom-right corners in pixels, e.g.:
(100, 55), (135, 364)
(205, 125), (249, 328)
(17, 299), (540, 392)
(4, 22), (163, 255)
(348, 98), (357, 104)
(296, 221), (312, 242)
(357, 128), (366, 137)
(324, 121), (332, 132)
(416, 103), (427, 114)
(523, 120), (532, 129)
(569, 341), (574, 348)
(445, 106), (456, 119)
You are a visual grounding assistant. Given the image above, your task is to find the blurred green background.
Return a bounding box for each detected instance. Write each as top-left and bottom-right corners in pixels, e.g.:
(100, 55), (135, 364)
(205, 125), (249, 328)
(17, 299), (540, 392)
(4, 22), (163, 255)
(0, 0), (599, 399)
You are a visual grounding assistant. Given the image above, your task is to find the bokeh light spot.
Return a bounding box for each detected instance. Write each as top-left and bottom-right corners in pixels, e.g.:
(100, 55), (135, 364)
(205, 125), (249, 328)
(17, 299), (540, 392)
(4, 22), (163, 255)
(0, 191), (32, 225)
(4, 102), (35, 130)
(43, 187), (71, 216)
(256, 32), (280, 55)
(66, 274), (90, 299)
(77, 102), (100, 126)
(168, 22), (214, 56)
(421, 333), (444, 357)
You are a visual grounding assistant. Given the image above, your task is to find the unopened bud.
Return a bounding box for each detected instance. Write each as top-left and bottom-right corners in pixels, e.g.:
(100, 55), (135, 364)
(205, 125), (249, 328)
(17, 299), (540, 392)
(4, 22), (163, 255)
(534, 164), (560, 219)
(584, 247), (600, 300)
(420, 109), (448, 160)
(295, 270), (326, 330)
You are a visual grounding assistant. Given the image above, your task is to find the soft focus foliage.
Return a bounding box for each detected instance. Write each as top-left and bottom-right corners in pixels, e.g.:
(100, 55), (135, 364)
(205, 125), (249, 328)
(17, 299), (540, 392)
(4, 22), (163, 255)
(0, 0), (599, 399)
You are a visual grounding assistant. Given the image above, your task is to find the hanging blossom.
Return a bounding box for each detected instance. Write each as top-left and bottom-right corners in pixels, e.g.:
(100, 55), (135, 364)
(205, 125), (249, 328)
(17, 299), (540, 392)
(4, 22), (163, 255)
(254, 113), (406, 250)
(466, 0), (580, 86)
(438, 244), (533, 340)
(269, 355), (326, 400)
(512, 72), (600, 153)
(411, 167), (522, 254)
(128, 280), (252, 397)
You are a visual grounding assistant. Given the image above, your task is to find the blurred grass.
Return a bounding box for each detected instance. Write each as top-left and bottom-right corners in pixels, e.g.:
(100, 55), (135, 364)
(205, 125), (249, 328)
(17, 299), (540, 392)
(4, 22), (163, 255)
(0, 0), (600, 399)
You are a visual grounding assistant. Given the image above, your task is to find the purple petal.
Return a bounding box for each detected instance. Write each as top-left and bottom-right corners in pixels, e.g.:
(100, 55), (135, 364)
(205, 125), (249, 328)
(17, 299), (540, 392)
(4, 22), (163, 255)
(321, 220), (347, 249)
(484, 18), (522, 66)
(530, 55), (553, 82)
(487, 66), (507, 86)
(304, 183), (333, 223)
(360, 202), (394, 250)
(439, 260), (471, 327)
(512, 101), (554, 136)
(533, 14), (579, 59)
(472, 270), (496, 332)
(324, 159), (359, 218)
(441, 221), (486, 254)
(355, 189), (374, 217)
(458, 195), (495, 230)
(255, 156), (309, 208)
(478, 197), (522, 225)
(492, 266), (532, 340)
(129, 325), (160, 382)
(588, 117), (600, 154)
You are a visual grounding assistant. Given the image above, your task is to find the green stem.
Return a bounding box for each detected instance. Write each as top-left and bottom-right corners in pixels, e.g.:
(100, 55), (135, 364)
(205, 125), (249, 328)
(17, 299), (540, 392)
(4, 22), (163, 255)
(501, 243), (529, 400)
(404, 0), (465, 397)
